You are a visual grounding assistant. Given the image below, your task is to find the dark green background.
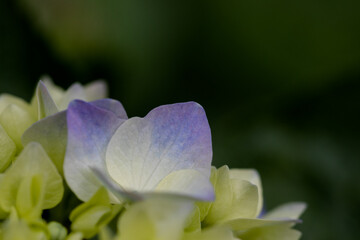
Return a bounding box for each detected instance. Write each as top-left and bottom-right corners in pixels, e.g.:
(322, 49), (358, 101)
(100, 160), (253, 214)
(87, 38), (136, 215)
(1, 0), (360, 239)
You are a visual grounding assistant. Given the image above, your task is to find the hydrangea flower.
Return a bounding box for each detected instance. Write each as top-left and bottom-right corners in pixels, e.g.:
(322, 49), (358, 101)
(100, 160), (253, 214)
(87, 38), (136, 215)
(0, 79), (306, 240)
(64, 100), (215, 202)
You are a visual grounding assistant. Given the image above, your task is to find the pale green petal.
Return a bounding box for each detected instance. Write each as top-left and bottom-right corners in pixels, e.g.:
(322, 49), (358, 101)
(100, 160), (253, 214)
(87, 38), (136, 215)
(15, 174), (45, 220)
(84, 80), (108, 101)
(197, 167), (218, 221)
(48, 222), (68, 240)
(41, 76), (65, 104)
(237, 224), (302, 240)
(184, 206), (201, 233)
(117, 197), (194, 240)
(263, 202), (307, 220)
(204, 166), (259, 225)
(224, 218), (300, 232)
(0, 94), (32, 115)
(227, 179), (259, 219)
(155, 169), (214, 201)
(36, 81), (59, 119)
(203, 166), (232, 225)
(70, 187), (122, 238)
(0, 104), (35, 150)
(98, 226), (115, 240)
(22, 111), (67, 174)
(229, 169), (263, 217)
(0, 124), (16, 172)
(0, 208), (48, 240)
(183, 226), (238, 240)
(0, 142), (63, 213)
(66, 232), (83, 240)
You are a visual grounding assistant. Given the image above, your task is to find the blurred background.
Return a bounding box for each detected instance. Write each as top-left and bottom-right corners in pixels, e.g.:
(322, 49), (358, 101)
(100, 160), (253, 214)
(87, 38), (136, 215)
(1, 0), (360, 239)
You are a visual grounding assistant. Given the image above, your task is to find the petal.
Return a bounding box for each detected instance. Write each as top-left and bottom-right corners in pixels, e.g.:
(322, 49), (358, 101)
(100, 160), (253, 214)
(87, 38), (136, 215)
(118, 196), (194, 240)
(263, 202), (307, 220)
(228, 179), (259, 219)
(36, 81), (59, 119)
(0, 124), (16, 172)
(70, 187), (122, 238)
(41, 76), (65, 103)
(155, 169), (214, 201)
(23, 99), (127, 178)
(224, 218), (300, 232)
(91, 99), (128, 119)
(229, 169), (263, 217)
(183, 226), (238, 240)
(106, 102), (212, 193)
(205, 166), (259, 225)
(203, 166), (232, 225)
(84, 80), (108, 101)
(0, 142), (63, 212)
(0, 94), (32, 115)
(238, 224), (302, 240)
(0, 104), (35, 150)
(22, 111), (67, 174)
(64, 100), (126, 201)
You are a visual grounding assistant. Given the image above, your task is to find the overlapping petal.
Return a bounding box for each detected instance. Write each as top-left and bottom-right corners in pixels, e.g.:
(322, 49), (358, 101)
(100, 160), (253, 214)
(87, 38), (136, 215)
(64, 100), (127, 201)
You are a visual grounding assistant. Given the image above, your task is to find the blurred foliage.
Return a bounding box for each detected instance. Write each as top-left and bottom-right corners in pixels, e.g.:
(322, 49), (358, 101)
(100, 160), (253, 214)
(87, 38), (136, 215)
(1, 0), (360, 239)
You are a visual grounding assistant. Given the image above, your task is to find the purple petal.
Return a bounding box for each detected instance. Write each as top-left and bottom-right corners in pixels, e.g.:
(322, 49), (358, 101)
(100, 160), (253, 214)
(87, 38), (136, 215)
(64, 99), (126, 201)
(106, 102), (213, 196)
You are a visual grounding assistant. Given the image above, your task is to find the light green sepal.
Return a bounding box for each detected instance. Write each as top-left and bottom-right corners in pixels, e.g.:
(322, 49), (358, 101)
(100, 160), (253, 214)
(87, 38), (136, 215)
(70, 187), (122, 238)
(66, 232), (83, 240)
(196, 167), (218, 222)
(204, 166), (259, 225)
(263, 202), (307, 220)
(229, 169), (263, 217)
(185, 206), (201, 233)
(48, 222), (68, 240)
(117, 197), (194, 240)
(224, 218), (300, 233)
(22, 111), (67, 175)
(0, 208), (49, 240)
(203, 166), (232, 225)
(0, 124), (16, 172)
(237, 224), (302, 240)
(36, 81), (60, 119)
(0, 104), (35, 150)
(0, 94), (33, 116)
(16, 174), (45, 221)
(98, 226), (115, 240)
(182, 226), (238, 240)
(0, 142), (63, 216)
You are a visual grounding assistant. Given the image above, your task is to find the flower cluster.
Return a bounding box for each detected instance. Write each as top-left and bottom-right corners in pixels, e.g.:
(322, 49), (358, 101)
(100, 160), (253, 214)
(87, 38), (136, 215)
(0, 79), (306, 240)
